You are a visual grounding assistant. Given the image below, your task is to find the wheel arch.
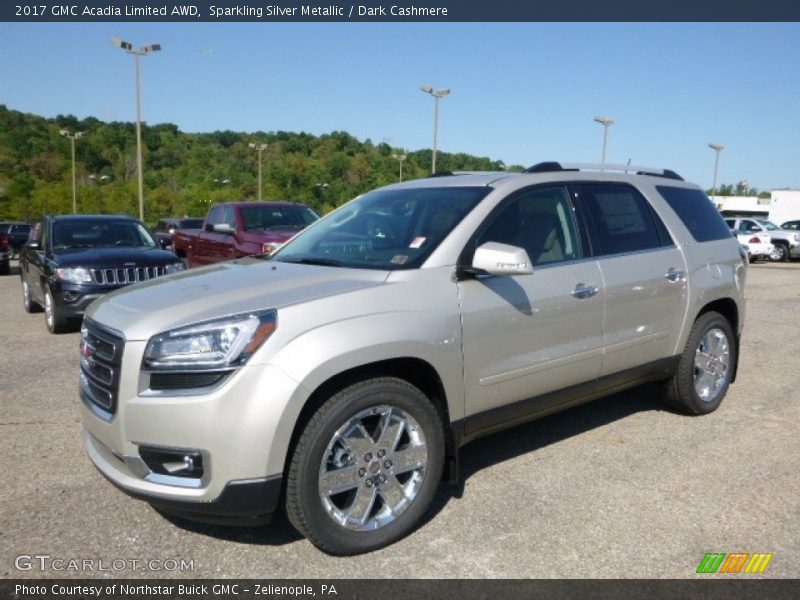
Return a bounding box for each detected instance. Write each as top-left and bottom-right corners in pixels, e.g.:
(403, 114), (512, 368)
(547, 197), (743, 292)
(282, 357), (459, 487)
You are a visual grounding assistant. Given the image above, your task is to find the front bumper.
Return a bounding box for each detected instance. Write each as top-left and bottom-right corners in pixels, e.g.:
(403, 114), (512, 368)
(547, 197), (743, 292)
(81, 339), (306, 523)
(86, 431), (282, 525)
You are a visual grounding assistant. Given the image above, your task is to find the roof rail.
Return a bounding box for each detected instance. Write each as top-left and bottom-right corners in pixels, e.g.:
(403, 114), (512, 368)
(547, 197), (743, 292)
(525, 162), (683, 181)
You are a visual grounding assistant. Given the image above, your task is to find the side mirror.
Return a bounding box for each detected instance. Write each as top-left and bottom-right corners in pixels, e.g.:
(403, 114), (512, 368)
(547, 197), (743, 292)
(212, 223), (234, 234)
(472, 242), (533, 276)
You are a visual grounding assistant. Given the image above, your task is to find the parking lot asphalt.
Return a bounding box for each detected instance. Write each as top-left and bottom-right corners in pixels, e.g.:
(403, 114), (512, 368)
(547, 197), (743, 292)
(1, 260), (798, 579)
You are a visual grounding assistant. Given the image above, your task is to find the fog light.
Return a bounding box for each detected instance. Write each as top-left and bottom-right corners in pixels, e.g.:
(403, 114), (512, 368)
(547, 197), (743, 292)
(139, 446), (204, 479)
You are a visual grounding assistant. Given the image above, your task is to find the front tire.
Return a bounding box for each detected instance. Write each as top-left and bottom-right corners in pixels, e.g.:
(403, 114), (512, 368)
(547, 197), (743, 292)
(22, 279), (42, 313)
(286, 377), (445, 555)
(664, 311), (736, 415)
(44, 287), (71, 334)
(770, 243), (789, 262)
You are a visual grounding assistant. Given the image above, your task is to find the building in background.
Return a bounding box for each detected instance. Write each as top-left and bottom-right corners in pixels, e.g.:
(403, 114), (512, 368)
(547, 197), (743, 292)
(713, 189), (800, 225)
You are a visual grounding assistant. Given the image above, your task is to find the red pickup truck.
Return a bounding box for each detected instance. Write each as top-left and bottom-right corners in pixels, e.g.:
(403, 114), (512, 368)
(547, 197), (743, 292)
(173, 201), (319, 268)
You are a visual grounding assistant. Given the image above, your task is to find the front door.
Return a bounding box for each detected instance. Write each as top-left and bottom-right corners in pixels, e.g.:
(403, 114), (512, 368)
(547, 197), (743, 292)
(457, 185), (604, 435)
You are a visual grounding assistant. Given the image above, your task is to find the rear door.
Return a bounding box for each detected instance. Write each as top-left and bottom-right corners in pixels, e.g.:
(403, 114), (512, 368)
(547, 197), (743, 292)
(458, 184), (604, 434)
(575, 182), (688, 381)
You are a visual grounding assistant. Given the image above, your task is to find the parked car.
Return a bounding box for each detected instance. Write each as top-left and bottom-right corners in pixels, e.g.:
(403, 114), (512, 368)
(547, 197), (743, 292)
(724, 217), (800, 262)
(172, 201), (319, 268)
(733, 232), (773, 263)
(19, 214), (185, 333)
(780, 220), (800, 231)
(80, 163), (745, 555)
(153, 217), (205, 250)
(0, 232), (10, 275)
(0, 221), (32, 258)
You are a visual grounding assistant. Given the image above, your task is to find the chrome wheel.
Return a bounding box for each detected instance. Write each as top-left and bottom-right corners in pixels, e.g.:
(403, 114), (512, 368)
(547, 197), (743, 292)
(45, 289), (54, 330)
(694, 328), (731, 402)
(769, 244), (787, 262)
(318, 404), (428, 532)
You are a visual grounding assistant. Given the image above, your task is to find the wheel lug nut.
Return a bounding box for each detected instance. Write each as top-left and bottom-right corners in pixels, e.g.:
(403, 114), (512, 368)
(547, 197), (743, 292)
(365, 478), (374, 488)
(377, 449), (386, 458)
(378, 474), (386, 483)
(358, 468), (366, 477)
(365, 453), (372, 462)
(384, 460), (392, 469)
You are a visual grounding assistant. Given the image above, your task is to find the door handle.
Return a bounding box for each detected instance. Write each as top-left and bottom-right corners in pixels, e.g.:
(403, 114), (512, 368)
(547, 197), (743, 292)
(571, 283), (599, 299)
(665, 268), (685, 282)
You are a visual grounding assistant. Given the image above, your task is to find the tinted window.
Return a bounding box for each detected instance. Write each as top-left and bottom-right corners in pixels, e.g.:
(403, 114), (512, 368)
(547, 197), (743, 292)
(656, 186), (734, 242)
(581, 184), (662, 255)
(473, 185), (583, 266)
(241, 206), (319, 232)
(51, 220), (156, 249)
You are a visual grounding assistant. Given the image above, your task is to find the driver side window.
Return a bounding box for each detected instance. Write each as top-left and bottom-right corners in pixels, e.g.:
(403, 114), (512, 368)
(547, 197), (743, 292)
(476, 186), (583, 266)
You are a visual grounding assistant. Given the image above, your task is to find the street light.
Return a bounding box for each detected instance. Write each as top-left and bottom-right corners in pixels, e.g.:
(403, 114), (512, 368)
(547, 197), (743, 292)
(111, 37), (161, 222)
(60, 129), (85, 214)
(593, 116), (614, 169)
(392, 151), (407, 182)
(420, 84), (450, 174)
(708, 143), (725, 199)
(249, 142), (268, 201)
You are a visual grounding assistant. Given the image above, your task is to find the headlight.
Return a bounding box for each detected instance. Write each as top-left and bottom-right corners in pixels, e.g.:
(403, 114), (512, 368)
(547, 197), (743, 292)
(55, 267), (93, 284)
(143, 309), (277, 371)
(165, 262), (186, 274)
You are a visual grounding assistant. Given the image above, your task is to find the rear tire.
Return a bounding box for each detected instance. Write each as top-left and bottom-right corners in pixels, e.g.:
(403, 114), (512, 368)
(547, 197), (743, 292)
(286, 377), (445, 555)
(664, 311), (736, 415)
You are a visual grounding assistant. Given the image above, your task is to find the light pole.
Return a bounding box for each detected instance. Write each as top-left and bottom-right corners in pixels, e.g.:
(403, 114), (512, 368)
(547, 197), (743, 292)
(392, 151), (407, 182)
(708, 143), (725, 199)
(88, 174), (111, 213)
(420, 84), (450, 174)
(60, 129), (85, 214)
(593, 116), (614, 169)
(249, 143), (268, 201)
(112, 37), (161, 222)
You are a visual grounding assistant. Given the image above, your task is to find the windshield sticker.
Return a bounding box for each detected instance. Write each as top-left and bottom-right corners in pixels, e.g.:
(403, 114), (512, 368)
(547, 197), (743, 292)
(391, 255), (409, 265)
(409, 236), (427, 249)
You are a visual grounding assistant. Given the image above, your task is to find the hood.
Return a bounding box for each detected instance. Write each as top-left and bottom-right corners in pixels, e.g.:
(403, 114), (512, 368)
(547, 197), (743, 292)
(51, 246), (182, 268)
(86, 257), (389, 341)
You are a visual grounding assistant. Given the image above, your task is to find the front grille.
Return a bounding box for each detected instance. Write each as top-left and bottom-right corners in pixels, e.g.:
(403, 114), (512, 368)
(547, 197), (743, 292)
(91, 266), (166, 286)
(80, 320), (124, 416)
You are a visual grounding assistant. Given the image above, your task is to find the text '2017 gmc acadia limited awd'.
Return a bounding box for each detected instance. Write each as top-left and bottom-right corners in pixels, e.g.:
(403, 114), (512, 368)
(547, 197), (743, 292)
(80, 163), (746, 555)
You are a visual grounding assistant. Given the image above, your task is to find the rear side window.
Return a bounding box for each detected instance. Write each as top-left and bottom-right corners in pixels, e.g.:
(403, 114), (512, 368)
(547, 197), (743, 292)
(580, 183), (666, 256)
(656, 186), (733, 242)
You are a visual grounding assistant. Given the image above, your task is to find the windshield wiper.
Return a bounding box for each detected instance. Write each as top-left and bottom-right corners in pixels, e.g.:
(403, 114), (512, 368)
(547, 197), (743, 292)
(278, 256), (343, 267)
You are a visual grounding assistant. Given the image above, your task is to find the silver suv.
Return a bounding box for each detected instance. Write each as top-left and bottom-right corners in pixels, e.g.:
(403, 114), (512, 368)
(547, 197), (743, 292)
(80, 163), (746, 555)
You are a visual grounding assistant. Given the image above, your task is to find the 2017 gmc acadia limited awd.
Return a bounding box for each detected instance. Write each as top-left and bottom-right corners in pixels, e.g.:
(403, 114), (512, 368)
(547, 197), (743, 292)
(79, 163), (746, 555)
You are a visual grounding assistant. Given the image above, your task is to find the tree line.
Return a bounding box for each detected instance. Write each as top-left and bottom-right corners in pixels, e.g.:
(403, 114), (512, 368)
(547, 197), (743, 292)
(0, 105), (509, 224)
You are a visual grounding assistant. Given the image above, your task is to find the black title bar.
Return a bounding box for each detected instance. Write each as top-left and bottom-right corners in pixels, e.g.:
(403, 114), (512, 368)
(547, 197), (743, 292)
(2, 0), (800, 22)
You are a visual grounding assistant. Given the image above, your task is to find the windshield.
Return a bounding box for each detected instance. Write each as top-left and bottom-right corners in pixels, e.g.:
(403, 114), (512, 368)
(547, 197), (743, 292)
(757, 219), (780, 230)
(274, 186), (489, 270)
(52, 220), (157, 250)
(241, 205), (319, 232)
